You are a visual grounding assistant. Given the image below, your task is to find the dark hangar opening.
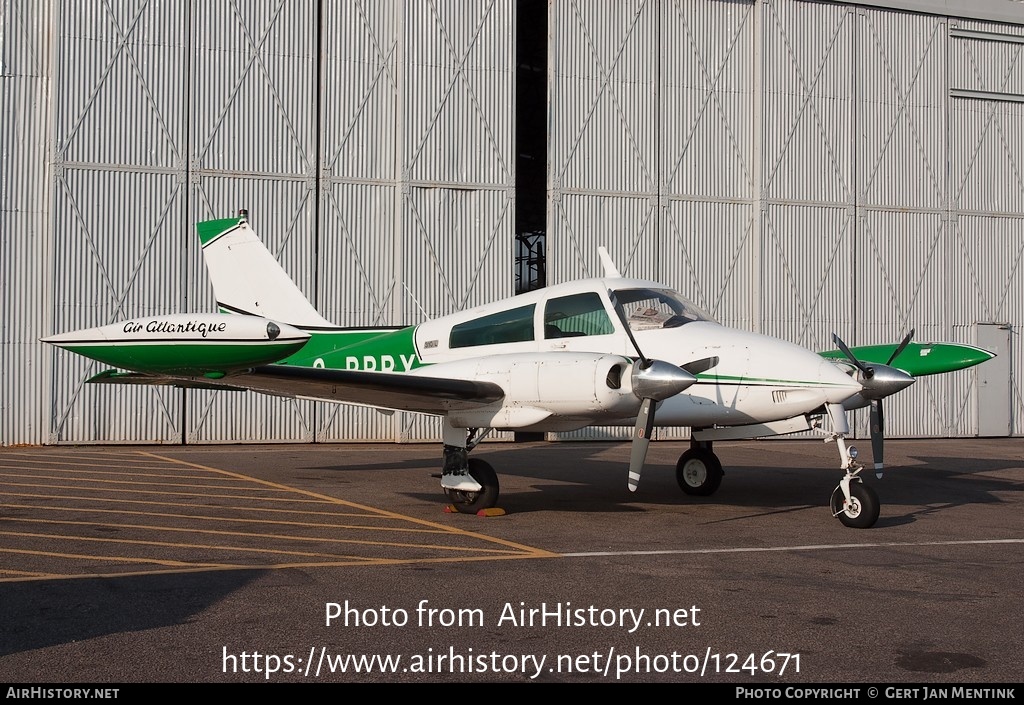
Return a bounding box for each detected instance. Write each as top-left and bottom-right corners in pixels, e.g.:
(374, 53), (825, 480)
(515, 0), (548, 295)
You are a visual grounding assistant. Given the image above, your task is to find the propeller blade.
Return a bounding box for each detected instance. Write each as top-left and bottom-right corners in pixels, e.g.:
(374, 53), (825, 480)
(608, 289), (649, 366)
(628, 398), (656, 492)
(681, 356), (719, 375)
(886, 328), (916, 366)
(832, 333), (872, 377)
(870, 399), (885, 478)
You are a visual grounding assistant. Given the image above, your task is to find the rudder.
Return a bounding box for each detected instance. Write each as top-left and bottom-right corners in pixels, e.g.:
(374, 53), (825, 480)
(196, 210), (335, 329)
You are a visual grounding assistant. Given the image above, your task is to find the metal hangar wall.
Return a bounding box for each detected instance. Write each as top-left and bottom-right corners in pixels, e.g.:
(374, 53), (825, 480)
(1, 0), (1021, 445)
(545, 0), (1024, 441)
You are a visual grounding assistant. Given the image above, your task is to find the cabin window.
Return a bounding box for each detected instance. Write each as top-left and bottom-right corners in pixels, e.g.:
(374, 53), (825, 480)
(544, 292), (614, 338)
(449, 304), (536, 348)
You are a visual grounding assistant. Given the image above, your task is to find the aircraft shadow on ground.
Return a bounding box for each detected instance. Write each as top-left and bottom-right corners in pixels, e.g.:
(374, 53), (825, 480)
(304, 444), (1022, 520)
(288, 438), (1022, 528)
(0, 570), (265, 657)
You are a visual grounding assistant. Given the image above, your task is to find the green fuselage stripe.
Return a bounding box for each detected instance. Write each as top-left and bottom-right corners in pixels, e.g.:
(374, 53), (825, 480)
(279, 326), (424, 372)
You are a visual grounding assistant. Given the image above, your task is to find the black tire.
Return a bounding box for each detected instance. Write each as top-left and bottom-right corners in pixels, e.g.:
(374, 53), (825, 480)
(676, 448), (724, 496)
(830, 482), (880, 529)
(445, 458), (499, 514)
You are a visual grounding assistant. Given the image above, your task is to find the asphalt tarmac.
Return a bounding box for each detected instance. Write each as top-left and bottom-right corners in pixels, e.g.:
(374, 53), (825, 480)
(0, 438), (1020, 683)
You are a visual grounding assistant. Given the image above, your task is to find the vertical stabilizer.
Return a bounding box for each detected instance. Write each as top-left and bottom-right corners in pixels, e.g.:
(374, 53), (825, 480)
(196, 213), (335, 329)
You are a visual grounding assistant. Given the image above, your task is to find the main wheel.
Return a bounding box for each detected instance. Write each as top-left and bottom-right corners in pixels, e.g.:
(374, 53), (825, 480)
(445, 458), (499, 514)
(830, 482), (880, 529)
(676, 448), (724, 496)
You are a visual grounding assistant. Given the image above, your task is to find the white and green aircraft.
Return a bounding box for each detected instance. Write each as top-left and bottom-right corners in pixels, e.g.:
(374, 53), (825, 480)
(45, 211), (996, 528)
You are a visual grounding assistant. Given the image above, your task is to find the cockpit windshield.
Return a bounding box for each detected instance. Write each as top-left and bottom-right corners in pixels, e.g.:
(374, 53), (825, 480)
(612, 288), (715, 331)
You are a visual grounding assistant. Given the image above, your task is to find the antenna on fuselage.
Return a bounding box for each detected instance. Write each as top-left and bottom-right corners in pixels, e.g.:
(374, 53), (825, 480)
(597, 247), (621, 278)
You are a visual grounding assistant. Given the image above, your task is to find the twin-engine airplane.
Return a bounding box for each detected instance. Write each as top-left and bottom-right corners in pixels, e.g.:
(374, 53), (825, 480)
(44, 211), (995, 528)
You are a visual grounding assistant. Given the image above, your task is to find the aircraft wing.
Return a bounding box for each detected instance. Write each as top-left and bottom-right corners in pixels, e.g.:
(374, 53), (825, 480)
(89, 366), (505, 415)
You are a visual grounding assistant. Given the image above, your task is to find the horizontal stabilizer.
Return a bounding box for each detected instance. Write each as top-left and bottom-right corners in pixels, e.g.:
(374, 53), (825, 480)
(87, 370), (245, 392)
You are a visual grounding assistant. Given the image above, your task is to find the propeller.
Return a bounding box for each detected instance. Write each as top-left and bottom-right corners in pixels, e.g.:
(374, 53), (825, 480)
(609, 290), (698, 491)
(831, 330), (916, 478)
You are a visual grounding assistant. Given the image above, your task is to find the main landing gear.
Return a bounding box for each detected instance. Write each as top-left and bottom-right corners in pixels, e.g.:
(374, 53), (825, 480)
(440, 426), (499, 514)
(676, 441), (724, 496)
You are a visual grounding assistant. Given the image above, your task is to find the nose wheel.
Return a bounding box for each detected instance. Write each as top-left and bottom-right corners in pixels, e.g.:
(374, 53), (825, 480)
(830, 480), (879, 529)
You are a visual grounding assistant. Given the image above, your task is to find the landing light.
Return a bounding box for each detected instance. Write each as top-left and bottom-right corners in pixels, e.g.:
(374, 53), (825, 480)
(848, 446), (859, 459)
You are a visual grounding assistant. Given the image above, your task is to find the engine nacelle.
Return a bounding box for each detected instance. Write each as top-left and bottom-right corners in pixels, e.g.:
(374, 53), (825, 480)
(412, 352), (641, 430)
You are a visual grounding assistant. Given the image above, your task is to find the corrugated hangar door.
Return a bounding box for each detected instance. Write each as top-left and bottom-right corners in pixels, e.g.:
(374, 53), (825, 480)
(851, 7), (949, 439)
(546, 0), (1022, 442)
(317, 0), (515, 443)
(548, 0), (755, 440)
(48, 0), (321, 444)
(50, 1), (187, 443)
(184, 0), (318, 443)
(2, 0), (52, 445)
(657, 0), (756, 442)
(43, 0), (515, 444)
(316, 0), (402, 443)
(760, 0), (855, 353)
(398, 0), (515, 443)
(948, 23), (1024, 437)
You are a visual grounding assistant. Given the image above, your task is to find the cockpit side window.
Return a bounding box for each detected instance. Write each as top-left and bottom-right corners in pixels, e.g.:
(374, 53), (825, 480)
(449, 304), (536, 348)
(544, 292), (614, 338)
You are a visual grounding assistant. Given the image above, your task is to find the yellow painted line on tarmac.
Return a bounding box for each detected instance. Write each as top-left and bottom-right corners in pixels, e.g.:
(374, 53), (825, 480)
(0, 491), (428, 521)
(0, 567), (62, 578)
(0, 458), (197, 471)
(2, 451), (158, 461)
(0, 480), (356, 504)
(0, 545), (236, 569)
(0, 471), (303, 492)
(0, 463), (252, 479)
(0, 517), (530, 555)
(0, 552), (560, 583)
(0, 450), (556, 582)
(143, 451), (556, 558)
(0, 502), (454, 534)
(0, 530), (401, 563)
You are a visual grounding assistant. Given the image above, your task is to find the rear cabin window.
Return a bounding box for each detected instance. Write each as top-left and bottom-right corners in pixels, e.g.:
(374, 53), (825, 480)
(449, 304), (536, 348)
(544, 292), (614, 338)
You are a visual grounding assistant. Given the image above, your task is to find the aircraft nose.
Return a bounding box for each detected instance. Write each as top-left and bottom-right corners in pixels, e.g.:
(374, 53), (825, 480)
(816, 356), (866, 403)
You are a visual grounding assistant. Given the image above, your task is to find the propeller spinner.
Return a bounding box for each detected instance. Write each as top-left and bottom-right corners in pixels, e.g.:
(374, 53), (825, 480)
(608, 291), (698, 491)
